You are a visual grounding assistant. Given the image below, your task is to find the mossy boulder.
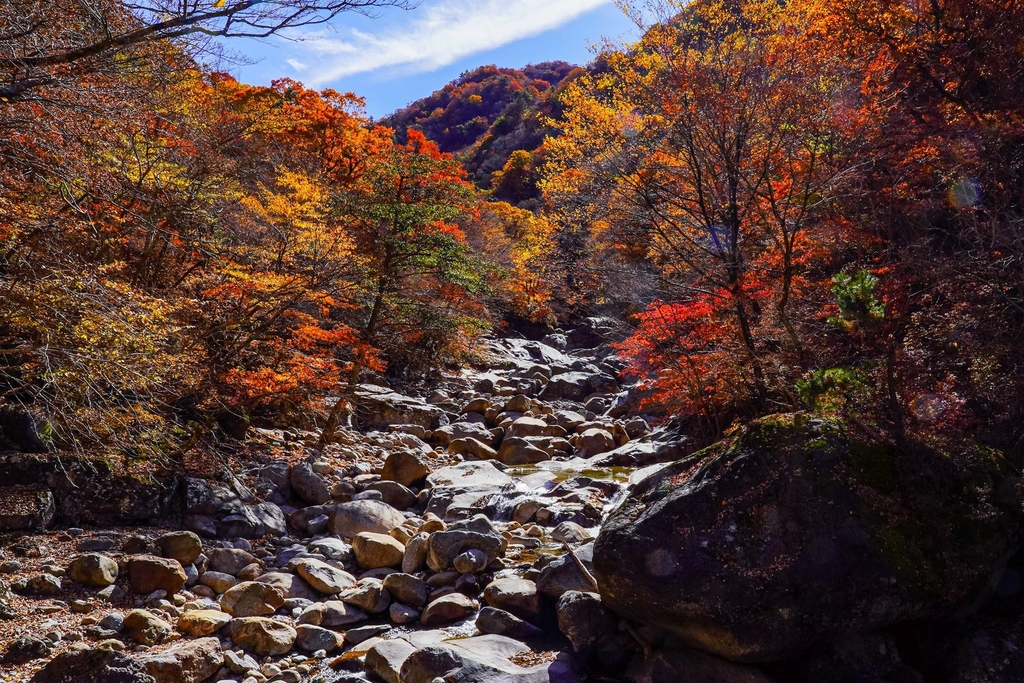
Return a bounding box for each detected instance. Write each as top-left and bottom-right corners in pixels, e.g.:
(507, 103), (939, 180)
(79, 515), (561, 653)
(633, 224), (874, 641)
(594, 414), (1024, 663)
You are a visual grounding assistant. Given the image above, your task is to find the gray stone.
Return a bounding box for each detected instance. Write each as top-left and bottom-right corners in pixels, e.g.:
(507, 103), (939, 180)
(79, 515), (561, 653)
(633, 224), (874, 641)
(294, 624), (342, 653)
(68, 553), (118, 587)
(290, 462), (331, 505)
(330, 499), (406, 538)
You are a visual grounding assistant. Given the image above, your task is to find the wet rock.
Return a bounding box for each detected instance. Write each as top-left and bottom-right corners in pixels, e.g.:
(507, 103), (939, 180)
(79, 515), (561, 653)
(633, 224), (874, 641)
(420, 593), (477, 626)
(29, 648), (155, 683)
(129, 556), (187, 595)
(123, 609), (173, 646)
(383, 573), (428, 607)
(484, 578), (540, 621)
(0, 485), (55, 531)
(294, 624), (343, 653)
(177, 609), (231, 637)
(353, 532), (406, 569)
(595, 415), (1024, 663)
(68, 553), (118, 587)
(330, 499), (406, 538)
(156, 531), (203, 565)
(289, 462), (332, 505)
(136, 636), (222, 683)
(226, 617), (296, 656)
(294, 558), (356, 594)
(219, 581), (285, 617)
(552, 521), (592, 544)
(476, 607), (542, 639)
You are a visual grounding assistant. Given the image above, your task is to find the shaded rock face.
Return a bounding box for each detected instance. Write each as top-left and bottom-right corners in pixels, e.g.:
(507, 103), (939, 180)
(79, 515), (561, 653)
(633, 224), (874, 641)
(595, 415), (1024, 663)
(914, 615), (1024, 683)
(30, 648), (155, 683)
(0, 485), (55, 531)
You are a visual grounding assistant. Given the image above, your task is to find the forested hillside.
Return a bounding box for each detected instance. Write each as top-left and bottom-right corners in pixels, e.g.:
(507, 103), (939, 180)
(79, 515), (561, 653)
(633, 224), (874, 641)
(384, 62), (583, 208)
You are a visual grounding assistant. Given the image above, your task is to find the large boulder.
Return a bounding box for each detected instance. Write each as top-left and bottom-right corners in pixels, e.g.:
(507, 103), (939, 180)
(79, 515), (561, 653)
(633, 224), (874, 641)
(289, 462), (331, 505)
(68, 553), (118, 587)
(226, 617), (296, 656)
(294, 558), (356, 595)
(352, 385), (449, 430)
(424, 461), (514, 519)
(506, 417), (566, 440)
(427, 515), (507, 572)
(330, 499), (406, 538)
(30, 648), (154, 683)
(353, 532), (406, 569)
(594, 415), (1024, 663)
(156, 531), (203, 566)
(432, 422), (496, 448)
(539, 372), (593, 401)
(123, 609), (173, 646)
(254, 571), (320, 601)
(219, 581), (285, 617)
(381, 451), (431, 488)
(136, 637), (222, 683)
(129, 556), (187, 595)
(177, 610), (231, 637)
(399, 634), (580, 683)
(496, 437), (551, 466)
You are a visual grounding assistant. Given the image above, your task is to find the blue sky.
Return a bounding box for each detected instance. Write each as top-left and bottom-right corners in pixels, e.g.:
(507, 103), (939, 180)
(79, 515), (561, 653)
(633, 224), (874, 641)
(217, 0), (639, 119)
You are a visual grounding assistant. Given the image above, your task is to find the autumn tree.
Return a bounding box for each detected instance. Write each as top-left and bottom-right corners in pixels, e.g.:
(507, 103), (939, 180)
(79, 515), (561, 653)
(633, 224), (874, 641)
(545, 0), (854, 423)
(0, 0), (413, 102)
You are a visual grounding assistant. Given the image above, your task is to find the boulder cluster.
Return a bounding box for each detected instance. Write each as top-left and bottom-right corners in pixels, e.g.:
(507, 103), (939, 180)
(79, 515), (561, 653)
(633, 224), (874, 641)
(4, 325), (1024, 683)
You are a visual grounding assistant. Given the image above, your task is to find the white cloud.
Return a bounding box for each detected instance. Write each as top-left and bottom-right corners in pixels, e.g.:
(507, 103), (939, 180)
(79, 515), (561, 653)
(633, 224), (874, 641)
(295, 0), (610, 86)
(286, 58), (308, 72)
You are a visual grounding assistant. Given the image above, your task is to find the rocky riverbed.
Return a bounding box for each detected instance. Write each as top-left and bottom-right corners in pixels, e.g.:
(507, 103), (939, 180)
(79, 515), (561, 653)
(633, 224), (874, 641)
(2, 320), (1023, 683)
